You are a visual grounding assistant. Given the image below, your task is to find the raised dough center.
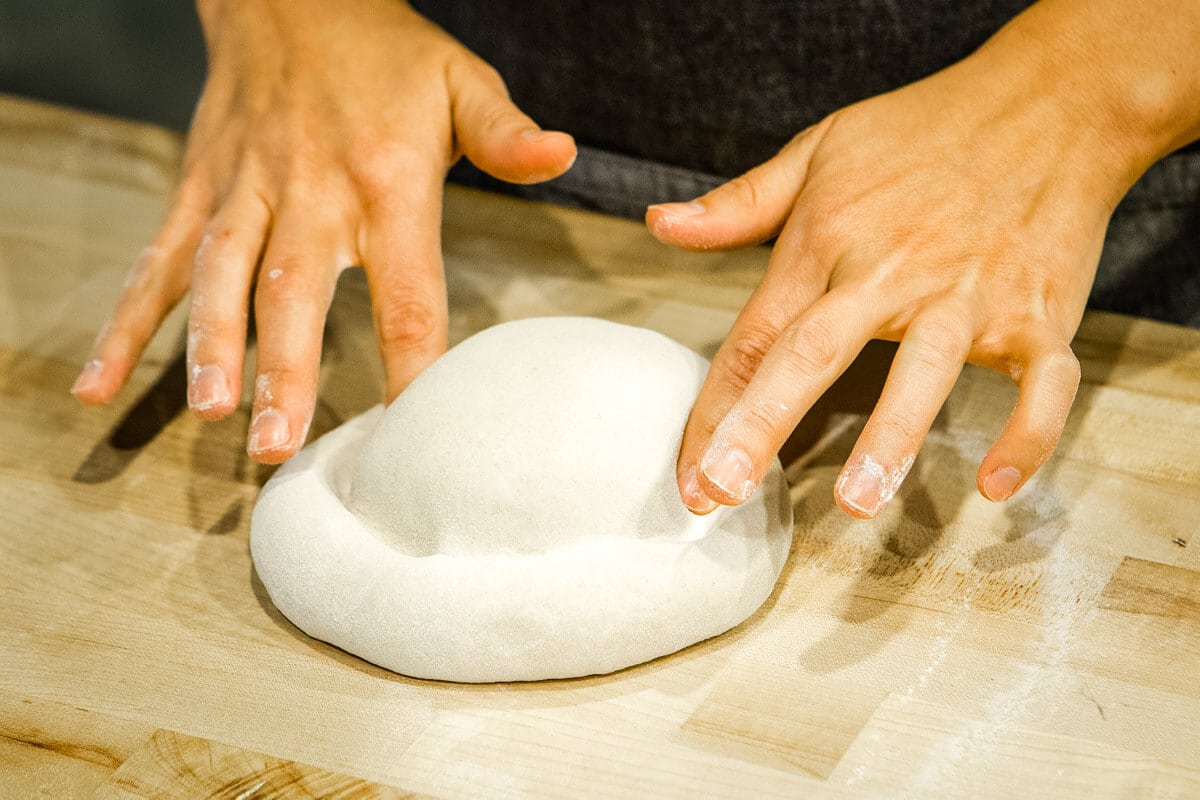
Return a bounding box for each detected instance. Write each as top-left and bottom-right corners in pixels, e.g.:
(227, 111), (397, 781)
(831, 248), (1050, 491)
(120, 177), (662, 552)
(346, 317), (712, 556)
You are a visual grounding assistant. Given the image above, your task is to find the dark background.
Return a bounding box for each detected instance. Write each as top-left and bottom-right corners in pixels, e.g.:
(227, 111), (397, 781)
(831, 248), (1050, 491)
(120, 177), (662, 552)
(0, 0), (206, 129)
(5, 1), (1197, 327)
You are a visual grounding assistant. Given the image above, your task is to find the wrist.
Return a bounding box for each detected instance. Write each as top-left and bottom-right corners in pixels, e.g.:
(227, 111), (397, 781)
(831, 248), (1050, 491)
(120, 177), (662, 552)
(980, 0), (1200, 189)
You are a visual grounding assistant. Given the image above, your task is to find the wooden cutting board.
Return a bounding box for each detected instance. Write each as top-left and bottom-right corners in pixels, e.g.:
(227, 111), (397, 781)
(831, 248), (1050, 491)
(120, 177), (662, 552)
(2, 93), (1199, 799)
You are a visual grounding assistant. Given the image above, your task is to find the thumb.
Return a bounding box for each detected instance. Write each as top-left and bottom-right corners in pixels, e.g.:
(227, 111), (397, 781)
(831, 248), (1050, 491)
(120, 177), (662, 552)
(449, 60), (576, 185)
(646, 126), (821, 252)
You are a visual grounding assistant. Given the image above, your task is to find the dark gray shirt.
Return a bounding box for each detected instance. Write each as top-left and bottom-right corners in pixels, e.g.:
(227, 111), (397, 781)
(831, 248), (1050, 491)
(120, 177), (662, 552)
(418, 0), (1200, 327)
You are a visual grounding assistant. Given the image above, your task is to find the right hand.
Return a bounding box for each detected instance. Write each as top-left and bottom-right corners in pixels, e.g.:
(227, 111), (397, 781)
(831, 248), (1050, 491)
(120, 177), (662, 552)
(70, 0), (576, 463)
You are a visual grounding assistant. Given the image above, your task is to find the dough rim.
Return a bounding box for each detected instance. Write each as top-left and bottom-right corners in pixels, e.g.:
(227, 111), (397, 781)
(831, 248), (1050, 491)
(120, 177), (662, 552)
(251, 405), (793, 683)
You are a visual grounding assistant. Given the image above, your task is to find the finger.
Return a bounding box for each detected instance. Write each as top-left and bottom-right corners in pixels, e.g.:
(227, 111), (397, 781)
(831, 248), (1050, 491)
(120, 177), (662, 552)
(449, 59), (576, 184)
(834, 309), (973, 518)
(646, 125), (822, 252)
(697, 288), (885, 506)
(72, 176), (212, 404)
(977, 338), (1080, 502)
(362, 172), (449, 402)
(187, 186), (271, 420)
(676, 217), (828, 513)
(247, 210), (350, 464)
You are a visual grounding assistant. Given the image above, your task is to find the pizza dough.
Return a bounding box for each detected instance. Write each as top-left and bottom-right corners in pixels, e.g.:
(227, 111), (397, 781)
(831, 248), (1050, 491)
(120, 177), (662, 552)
(250, 317), (793, 682)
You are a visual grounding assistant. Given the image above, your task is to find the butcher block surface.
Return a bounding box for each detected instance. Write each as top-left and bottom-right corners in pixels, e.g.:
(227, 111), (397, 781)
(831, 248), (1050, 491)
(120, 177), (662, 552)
(2, 94), (1199, 799)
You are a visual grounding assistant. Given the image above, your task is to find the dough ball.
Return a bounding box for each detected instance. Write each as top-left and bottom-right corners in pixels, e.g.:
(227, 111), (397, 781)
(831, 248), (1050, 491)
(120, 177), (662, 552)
(251, 317), (793, 682)
(348, 316), (709, 556)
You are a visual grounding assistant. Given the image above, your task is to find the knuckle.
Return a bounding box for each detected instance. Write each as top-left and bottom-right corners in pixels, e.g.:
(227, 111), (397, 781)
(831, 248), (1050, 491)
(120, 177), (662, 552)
(1016, 413), (1068, 463)
(173, 173), (212, 211)
(374, 298), (440, 353)
(805, 197), (852, 247)
(737, 401), (783, 444)
(1021, 342), (1081, 397)
(908, 317), (969, 372)
(869, 409), (922, 450)
(122, 246), (163, 293)
(192, 226), (239, 272)
(1045, 347), (1082, 388)
(780, 315), (842, 377)
(352, 147), (431, 209)
(354, 169), (391, 210)
(483, 100), (515, 132)
(115, 261), (187, 325)
(188, 311), (245, 344)
(470, 60), (509, 94)
(722, 174), (765, 212)
(719, 323), (779, 388)
(255, 259), (317, 303)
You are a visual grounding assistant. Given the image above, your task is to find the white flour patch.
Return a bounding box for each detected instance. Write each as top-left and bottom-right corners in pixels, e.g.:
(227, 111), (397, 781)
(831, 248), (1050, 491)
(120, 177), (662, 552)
(885, 431), (1084, 795)
(255, 373), (274, 404)
(836, 452), (916, 516)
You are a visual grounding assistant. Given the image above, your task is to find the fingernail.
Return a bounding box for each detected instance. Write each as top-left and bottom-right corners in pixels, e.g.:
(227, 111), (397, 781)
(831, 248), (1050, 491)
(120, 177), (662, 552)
(836, 455), (913, 518)
(700, 446), (755, 503)
(983, 466), (1022, 502)
(679, 466), (718, 515)
(70, 359), (104, 396)
(648, 201), (706, 218)
(189, 364), (230, 411)
(248, 407), (290, 453)
(521, 129), (548, 142)
(837, 462), (884, 517)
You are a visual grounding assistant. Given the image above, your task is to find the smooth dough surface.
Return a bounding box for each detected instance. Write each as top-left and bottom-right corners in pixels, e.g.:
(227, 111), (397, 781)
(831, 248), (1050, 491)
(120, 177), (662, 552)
(251, 317), (793, 682)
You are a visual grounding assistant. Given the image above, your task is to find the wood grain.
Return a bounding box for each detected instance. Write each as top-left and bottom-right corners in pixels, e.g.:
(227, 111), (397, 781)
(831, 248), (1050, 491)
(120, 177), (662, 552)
(1098, 557), (1200, 621)
(2, 92), (1200, 798)
(0, 690), (152, 800)
(96, 730), (417, 800)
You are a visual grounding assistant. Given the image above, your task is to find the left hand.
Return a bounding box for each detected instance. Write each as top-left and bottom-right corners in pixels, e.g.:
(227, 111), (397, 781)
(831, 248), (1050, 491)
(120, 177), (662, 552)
(647, 15), (1149, 519)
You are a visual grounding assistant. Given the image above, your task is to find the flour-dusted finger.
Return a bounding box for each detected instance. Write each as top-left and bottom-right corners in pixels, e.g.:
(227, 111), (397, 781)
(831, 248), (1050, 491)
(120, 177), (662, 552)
(72, 175), (212, 404)
(697, 287), (885, 507)
(977, 337), (1081, 502)
(835, 308), (974, 518)
(675, 215), (828, 514)
(187, 186), (272, 419)
(247, 211), (351, 463)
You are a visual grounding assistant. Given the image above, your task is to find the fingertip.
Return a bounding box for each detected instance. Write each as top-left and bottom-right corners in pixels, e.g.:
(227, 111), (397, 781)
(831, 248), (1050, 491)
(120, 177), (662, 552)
(646, 201), (708, 242)
(70, 359), (122, 405)
(248, 446), (296, 466)
(980, 465), (1023, 503)
(246, 405), (305, 464)
(499, 129), (577, 184)
(834, 495), (879, 520)
(834, 461), (885, 520)
(977, 339), (1078, 504)
(678, 465), (719, 515)
(697, 444), (758, 507)
(192, 401), (239, 422)
(188, 363), (239, 421)
(520, 128), (575, 152)
(834, 452), (915, 520)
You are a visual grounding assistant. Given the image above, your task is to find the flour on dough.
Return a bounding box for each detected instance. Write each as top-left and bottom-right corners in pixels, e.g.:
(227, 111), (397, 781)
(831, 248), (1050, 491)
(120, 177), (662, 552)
(251, 316), (793, 682)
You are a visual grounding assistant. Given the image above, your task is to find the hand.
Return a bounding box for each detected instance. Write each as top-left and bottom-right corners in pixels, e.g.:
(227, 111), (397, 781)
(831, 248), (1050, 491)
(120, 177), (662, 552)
(648, 9), (1160, 518)
(70, 0), (575, 463)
